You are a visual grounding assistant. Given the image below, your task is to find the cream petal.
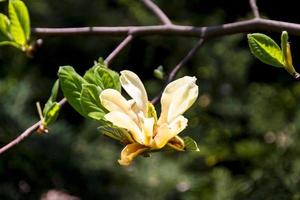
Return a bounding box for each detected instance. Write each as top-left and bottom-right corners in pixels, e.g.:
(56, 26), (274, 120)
(167, 136), (185, 151)
(158, 76), (198, 124)
(138, 112), (155, 146)
(100, 89), (137, 121)
(104, 111), (145, 144)
(120, 70), (148, 114)
(154, 115), (188, 149)
(118, 143), (148, 166)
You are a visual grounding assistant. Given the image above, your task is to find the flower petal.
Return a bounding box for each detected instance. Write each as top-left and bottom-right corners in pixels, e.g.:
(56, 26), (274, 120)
(138, 112), (155, 146)
(154, 115), (188, 149)
(118, 143), (148, 166)
(167, 136), (185, 151)
(100, 89), (137, 121)
(104, 111), (145, 144)
(120, 70), (148, 114)
(158, 76), (198, 124)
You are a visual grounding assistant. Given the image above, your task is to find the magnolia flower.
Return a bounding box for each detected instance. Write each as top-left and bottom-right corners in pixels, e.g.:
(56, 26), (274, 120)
(100, 70), (198, 166)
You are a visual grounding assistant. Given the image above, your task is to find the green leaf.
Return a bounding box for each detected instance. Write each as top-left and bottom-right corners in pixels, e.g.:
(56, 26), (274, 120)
(0, 14), (11, 42)
(247, 33), (284, 68)
(83, 65), (100, 86)
(80, 83), (106, 120)
(83, 63), (121, 91)
(58, 66), (87, 117)
(8, 0), (30, 46)
(44, 102), (60, 126)
(98, 121), (134, 143)
(43, 80), (59, 115)
(281, 31), (288, 63)
(94, 65), (121, 91)
(183, 137), (200, 151)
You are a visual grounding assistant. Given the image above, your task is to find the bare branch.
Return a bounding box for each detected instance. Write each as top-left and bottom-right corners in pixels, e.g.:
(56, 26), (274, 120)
(33, 19), (300, 38)
(0, 121), (40, 155)
(167, 38), (205, 83)
(249, 0), (260, 18)
(141, 0), (172, 25)
(151, 38), (205, 105)
(0, 98), (68, 155)
(105, 35), (134, 65)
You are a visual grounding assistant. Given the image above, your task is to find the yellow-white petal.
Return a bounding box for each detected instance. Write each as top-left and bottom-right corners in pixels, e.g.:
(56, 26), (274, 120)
(138, 112), (155, 146)
(104, 111), (145, 144)
(158, 76), (198, 124)
(154, 115), (188, 149)
(100, 89), (137, 121)
(118, 143), (148, 166)
(120, 70), (148, 114)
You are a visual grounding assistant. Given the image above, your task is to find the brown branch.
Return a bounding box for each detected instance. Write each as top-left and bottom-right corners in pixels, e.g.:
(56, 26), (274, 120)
(249, 0), (260, 18)
(141, 0), (172, 25)
(151, 38), (205, 105)
(0, 98), (67, 155)
(105, 35), (134, 65)
(32, 19), (300, 38)
(0, 121), (40, 155)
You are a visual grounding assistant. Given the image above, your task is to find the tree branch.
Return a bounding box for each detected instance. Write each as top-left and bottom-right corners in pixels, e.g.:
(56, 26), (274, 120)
(249, 0), (260, 18)
(0, 98), (67, 155)
(141, 0), (172, 25)
(32, 19), (300, 38)
(151, 38), (205, 105)
(105, 35), (134, 65)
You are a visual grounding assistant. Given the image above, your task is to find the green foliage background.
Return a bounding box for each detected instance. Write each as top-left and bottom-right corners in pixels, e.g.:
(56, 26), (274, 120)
(1, 0), (300, 199)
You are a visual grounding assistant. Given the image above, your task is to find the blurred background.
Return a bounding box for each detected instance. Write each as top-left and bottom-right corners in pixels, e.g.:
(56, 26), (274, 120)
(1, 0), (300, 199)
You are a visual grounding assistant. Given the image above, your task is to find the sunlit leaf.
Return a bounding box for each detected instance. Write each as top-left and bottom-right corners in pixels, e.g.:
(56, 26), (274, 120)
(58, 66), (87, 117)
(43, 80), (59, 115)
(94, 65), (121, 91)
(0, 14), (11, 42)
(44, 102), (60, 126)
(80, 83), (106, 120)
(8, 0), (30, 46)
(247, 33), (284, 68)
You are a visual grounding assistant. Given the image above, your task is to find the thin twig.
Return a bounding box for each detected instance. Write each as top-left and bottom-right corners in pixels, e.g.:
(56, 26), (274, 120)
(0, 98), (67, 155)
(151, 38), (205, 105)
(105, 35), (134, 65)
(0, 121), (40, 155)
(141, 0), (172, 25)
(249, 0), (260, 18)
(32, 19), (300, 38)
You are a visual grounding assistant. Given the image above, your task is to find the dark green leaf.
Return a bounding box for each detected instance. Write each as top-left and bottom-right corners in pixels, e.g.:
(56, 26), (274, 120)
(247, 33), (284, 68)
(58, 66), (87, 117)
(183, 136), (200, 151)
(98, 120), (134, 143)
(80, 83), (106, 120)
(8, 0), (30, 45)
(43, 80), (59, 115)
(44, 102), (60, 126)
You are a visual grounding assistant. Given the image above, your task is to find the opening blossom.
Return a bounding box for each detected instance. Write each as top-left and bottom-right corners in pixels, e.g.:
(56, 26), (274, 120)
(100, 70), (199, 166)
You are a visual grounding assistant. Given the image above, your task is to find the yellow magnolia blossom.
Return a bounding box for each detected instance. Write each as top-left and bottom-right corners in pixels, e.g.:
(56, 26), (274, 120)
(100, 70), (199, 166)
